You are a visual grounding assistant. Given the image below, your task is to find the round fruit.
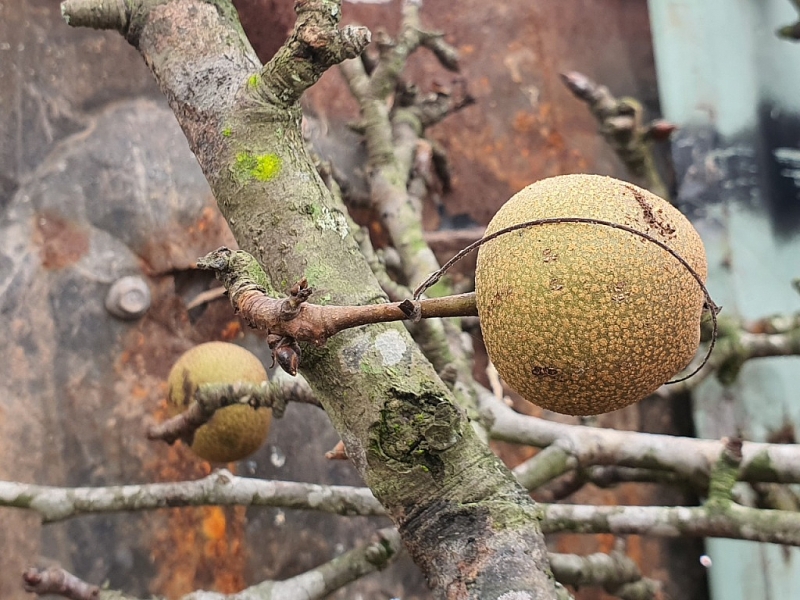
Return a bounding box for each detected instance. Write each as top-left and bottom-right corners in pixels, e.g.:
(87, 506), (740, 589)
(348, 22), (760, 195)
(167, 341), (271, 462)
(475, 174), (707, 415)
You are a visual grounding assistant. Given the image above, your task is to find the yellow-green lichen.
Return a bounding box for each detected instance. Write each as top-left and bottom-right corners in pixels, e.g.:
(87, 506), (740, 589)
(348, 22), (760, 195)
(222, 127), (233, 137)
(232, 152), (282, 184)
(247, 74), (260, 89)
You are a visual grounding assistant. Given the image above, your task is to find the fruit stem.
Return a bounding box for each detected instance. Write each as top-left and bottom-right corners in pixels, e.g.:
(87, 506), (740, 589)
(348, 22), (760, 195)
(197, 247), (478, 345)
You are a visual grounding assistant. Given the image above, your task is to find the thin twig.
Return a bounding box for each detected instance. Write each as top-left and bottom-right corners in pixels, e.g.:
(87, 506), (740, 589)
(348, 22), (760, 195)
(22, 528), (403, 600)
(560, 71), (671, 199)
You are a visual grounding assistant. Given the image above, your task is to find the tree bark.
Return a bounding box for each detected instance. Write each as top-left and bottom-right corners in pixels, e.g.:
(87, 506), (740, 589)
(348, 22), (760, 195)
(60, 0), (558, 597)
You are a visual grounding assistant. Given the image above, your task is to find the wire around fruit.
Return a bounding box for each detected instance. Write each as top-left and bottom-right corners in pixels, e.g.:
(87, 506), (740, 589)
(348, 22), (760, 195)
(417, 174), (717, 416)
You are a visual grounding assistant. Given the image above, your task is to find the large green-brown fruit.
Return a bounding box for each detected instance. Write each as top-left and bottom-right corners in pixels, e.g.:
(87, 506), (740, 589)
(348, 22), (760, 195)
(475, 174), (707, 415)
(167, 342), (271, 462)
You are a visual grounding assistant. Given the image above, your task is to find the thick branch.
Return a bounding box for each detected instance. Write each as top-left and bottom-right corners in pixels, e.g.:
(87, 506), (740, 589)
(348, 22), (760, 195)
(58, 0), (554, 595)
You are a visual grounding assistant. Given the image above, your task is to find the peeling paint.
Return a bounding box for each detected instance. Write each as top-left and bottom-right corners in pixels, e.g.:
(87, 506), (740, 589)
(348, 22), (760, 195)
(374, 330), (406, 366)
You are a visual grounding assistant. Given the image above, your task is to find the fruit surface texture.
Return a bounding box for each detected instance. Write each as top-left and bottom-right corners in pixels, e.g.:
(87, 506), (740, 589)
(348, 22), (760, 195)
(167, 341), (271, 462)
(475, 174), (707, 415)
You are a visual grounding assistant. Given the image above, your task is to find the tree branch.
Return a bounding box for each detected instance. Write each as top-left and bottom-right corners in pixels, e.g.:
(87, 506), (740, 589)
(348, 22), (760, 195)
(147, 371), (320, 444)
(481, 391), (800, 485)
(23, 567), (99, 600)
(540, 502), (800, 545)
(561, 71), (672, 200)
(196, 246), (477, 347)
(8, 469), (800, 545)
(0, 469), (385, 522)
(22, 527), (402, 600)
(548, 550), (659, 600)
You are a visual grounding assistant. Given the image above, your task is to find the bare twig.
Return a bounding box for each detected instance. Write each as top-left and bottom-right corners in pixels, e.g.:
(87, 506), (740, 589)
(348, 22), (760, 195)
(325, 440), (349, 460)
(22, 528), (402, 600)
(513, 444), (577, 491)
(549, 550), (659, 600)
(480, 391), (800, 485)
(540, 502), (800, 545)
(561, 71), (671, 199)
(23, 567), (99, 600)
(185, 286), (226, 310)
(0, 469), (385, 522)
(147, 371), (320, 444)
(532, 467), (688, 503)
(197, 247), (477, 345)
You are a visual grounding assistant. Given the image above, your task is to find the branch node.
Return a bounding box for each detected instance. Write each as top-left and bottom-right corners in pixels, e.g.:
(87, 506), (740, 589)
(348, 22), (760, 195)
(707, 436), (743, 505)
(399, 298), (422, 322)
(325, 439), (349, 460)
(269, 336), (302, 376)
(281, 278), (312, 320)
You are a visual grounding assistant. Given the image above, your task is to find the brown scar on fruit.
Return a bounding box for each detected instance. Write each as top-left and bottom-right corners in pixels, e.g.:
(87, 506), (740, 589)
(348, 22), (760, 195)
(623, 183), (677, 238)
(531, 366), (560, 378)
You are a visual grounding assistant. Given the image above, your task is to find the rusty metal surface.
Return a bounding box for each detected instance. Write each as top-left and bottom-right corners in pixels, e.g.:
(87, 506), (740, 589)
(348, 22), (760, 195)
(301, 0), (662, 227)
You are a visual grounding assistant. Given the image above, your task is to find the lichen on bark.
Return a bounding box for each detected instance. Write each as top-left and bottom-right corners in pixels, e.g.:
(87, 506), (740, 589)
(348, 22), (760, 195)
(61, 0), (557, 597)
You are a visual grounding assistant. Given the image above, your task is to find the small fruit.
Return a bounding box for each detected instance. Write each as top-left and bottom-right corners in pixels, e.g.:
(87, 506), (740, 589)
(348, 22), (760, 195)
(167, 341), (271, 462)
(475, 174), (707, 415)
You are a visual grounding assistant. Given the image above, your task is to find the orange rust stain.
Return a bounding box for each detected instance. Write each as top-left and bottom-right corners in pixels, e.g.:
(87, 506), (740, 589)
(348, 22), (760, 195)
(512, 110), (538, 134)
(202, 506), (227, 541)
(131, 383), (150, 399)
(196, 206), (217, 233)
(118, 350), (132, 366)
(220, 320), (242, 340)
(146, 443), (247, 598)
(596, 533), (616, 554)
(543, 129), (567, 153)
(33, 211), (90, 270)
(626, 535), (643, 566)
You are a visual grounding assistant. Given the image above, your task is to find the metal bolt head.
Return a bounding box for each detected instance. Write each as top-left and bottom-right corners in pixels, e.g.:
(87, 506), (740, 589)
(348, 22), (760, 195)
(105, 275), (151, 320)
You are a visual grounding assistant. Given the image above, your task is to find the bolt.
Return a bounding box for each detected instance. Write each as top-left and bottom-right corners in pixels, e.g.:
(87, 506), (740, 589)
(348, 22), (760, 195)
(105, 275), (151, 320)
